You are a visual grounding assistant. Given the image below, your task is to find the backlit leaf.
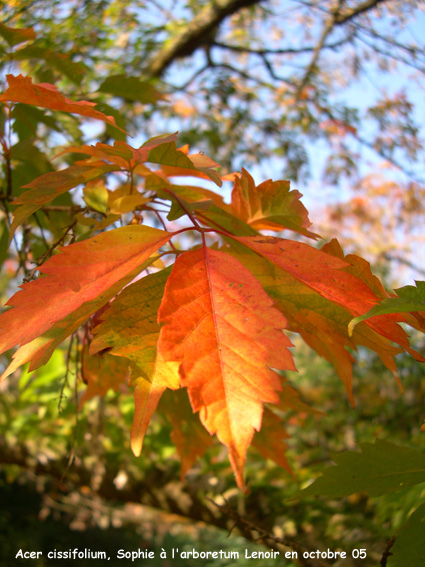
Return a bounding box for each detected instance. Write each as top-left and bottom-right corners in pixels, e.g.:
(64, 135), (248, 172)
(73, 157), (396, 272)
(0, 226), (172, 364)
(90, 267), (179, 456)
(231, 235), (424, 363)
(349, 280), (425, 334)
(0, 74), (125, 132)
(233, 250), (407, 404)
(157, 246), (296, 489)
(231, 168), (318, 238)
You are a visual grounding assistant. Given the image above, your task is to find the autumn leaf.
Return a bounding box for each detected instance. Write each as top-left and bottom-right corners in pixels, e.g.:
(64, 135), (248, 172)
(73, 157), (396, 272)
(10, 163), (118, 238)
(90, 267), (179, 456)
(79, 345), (130, 409)
(160, 389), (214, 480)
(349, 280), (425, 334)
(0, 226), (173, 365)
(231, 235), (423, 361)
(157, 246), (296, 489)
(231, 168), (318, 238)
(0, 74), (125, 132)
(0, 23), (36, 46)
(232, 249), (407, 404)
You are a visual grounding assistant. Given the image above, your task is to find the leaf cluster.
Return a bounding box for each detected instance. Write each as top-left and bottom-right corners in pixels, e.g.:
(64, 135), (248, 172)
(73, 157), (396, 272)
(0, 59), (424, 492)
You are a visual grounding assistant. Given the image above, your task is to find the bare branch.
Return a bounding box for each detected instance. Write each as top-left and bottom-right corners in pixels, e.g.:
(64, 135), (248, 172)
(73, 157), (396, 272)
(296, 0), (345, 97)
(335, 0), (388, 24)
(144, 0), (264, 78)
(380, 536), (396, 567)
(212, 35), (352, 55)
(296, 0), (388, 95)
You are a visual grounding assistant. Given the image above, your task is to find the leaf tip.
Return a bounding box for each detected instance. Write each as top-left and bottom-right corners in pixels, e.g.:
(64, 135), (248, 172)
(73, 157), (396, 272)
(130, 434), (143, 457)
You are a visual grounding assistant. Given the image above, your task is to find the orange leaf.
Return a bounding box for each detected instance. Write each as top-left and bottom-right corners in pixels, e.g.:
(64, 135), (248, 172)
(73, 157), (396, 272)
(228, 237), (424, 402)
(0, 74), (125, 132)
(157, 246), (295, 490)
(10, 163), (118, 237)
(231, 169), (318, 238)
(235, 250), (405, 404)
(0, 226), (172, 360)
(79, 345), (130, 409)
(130, 352), (179, 457)
(232, 236), (394, 328)
(160, 389), (214, 480)
(251, 408), (292, 473)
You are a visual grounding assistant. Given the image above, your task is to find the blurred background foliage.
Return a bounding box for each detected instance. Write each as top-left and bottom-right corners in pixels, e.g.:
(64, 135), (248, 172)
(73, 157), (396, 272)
(0, 1), (425, 566)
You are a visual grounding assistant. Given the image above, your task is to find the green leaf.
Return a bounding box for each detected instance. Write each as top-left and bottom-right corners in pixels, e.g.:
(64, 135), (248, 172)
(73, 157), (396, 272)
(10, 163), (117, 237)
(0, 23), (35, 47)
(13, 44), (88, 85)
(83, 182), (109, 214)
(294, 441), (425, 499)
(349, 281), (425, 334)
(98, 74), (165, 103)
(11, 104), (62, 140)
(91, 267), (172, 378)
(148, 141), (195, 169)
(389, 502), (425, 567)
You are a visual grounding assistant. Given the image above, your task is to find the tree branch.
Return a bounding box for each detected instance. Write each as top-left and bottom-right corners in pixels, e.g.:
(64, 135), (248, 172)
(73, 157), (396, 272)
(334, 0), (387, 24)
(212, 35), (353, 55)
(144, 0), (264, 78)
(0, 443), (322, 563)
(296, 0), (388, 96)
(380, 535), (396, 567)
(296, 0), (345, 97)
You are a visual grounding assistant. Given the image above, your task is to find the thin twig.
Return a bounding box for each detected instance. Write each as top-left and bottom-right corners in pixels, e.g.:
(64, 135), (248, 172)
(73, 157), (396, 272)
(380, 535), (396, 567)
(208, 497), (331, 567)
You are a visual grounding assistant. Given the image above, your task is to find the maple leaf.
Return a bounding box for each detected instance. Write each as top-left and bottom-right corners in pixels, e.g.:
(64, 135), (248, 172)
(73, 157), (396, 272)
(157, 246), (295, 490)
(0, 226), (173, 366)
(0, 74), (125, 131)
(251, 408), (292, 473)
(0, 253), (162, 382)
(10, 163), (118, 237)
(232, 249), (408, 403)
(160, 389), (214, 480)
(349, 280), (425, 334)
(230, 235), (423, 358)
(79, 345), (130, 409)
(90, 268), (179, 456)
(230, 168), (318, 238)
(0, 23), (36, 46)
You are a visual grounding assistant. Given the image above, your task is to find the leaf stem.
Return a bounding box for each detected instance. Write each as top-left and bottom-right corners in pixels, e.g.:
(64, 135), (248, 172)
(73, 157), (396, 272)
(163, 188), (202, 231)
